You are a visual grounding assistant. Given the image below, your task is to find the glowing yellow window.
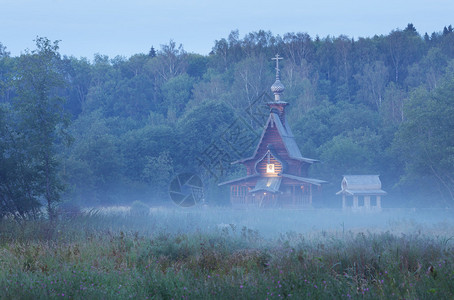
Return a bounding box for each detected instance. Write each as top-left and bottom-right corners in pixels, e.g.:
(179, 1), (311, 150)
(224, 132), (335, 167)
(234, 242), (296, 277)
(266, 163), (275, 173)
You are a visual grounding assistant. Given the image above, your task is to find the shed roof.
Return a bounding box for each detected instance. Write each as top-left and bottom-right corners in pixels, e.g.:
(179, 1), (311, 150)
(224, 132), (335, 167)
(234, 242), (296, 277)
(343, 175), (381, 187)
(336, 175), (387, 195)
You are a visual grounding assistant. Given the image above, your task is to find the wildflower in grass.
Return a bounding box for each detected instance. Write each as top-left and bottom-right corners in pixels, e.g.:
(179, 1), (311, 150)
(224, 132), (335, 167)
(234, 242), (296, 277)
(240, 285), (243, 288)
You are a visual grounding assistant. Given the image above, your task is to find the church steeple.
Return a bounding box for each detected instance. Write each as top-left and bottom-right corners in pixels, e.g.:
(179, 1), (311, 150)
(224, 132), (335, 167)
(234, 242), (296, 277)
(271, 54), (285, 101)
(268, 54), (288, 123)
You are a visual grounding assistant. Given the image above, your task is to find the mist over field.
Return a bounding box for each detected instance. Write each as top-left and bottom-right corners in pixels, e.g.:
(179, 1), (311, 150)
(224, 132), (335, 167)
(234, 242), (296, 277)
(93, 205), (454, 238)
(2, 204), (453, 298)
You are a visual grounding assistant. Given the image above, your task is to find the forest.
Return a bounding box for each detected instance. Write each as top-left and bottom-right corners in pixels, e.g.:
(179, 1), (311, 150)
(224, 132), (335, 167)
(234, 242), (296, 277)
(1, 23), (454, 217)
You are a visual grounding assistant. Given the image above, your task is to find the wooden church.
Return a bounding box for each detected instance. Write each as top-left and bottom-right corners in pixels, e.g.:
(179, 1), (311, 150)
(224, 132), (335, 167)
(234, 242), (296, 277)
(219, 55), (325, 208)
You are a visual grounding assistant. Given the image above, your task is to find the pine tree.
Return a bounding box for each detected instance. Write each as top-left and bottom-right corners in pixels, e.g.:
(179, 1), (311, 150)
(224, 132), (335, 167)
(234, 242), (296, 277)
(149, 46), (157, 58)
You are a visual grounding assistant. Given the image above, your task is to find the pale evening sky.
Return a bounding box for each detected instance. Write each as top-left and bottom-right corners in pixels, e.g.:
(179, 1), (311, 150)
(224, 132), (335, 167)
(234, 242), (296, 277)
(1, 0), (453, 59)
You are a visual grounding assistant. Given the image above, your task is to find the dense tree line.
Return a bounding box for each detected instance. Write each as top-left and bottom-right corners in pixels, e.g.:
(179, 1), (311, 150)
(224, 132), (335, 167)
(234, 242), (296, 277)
(1, 23), (454, 215)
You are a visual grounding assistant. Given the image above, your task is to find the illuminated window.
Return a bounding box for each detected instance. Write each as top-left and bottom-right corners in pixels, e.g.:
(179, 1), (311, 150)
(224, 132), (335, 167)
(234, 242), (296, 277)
(266, 164), (275, 173)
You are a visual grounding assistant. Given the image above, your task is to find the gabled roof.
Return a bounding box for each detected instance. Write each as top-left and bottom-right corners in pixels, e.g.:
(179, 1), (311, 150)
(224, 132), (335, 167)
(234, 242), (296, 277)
(336, 175), (387, 195)
(342, 175), (382, 189)
(233, 113), (317, 164)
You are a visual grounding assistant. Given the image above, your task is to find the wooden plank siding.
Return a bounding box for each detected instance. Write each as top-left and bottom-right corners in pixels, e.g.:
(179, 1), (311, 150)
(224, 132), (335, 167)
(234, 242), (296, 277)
(229, 178), (313, 208)
(242, 122), (309, 177)
(256, 123), (288, 160)
(254, 123), (309, 177)
(256, 154), (283, 177)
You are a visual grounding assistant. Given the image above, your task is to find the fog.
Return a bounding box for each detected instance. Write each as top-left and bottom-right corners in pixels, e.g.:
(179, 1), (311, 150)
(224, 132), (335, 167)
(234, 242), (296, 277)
(90, 205), (454, 240)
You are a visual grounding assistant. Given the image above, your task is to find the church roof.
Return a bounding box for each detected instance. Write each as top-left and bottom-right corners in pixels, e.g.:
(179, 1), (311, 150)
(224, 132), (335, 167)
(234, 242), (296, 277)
(281, 173), (326, 186)
(217, 174), (259, 186)
(233, 113), (317, 164)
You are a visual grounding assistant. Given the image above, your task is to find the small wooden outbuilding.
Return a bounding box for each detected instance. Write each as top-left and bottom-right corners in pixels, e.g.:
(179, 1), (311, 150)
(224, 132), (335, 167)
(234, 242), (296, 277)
(336, 175), (386, 212)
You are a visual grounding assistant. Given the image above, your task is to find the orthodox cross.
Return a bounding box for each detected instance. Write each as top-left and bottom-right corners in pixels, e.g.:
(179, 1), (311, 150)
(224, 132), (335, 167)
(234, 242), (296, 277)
(271, 54), (283, 72)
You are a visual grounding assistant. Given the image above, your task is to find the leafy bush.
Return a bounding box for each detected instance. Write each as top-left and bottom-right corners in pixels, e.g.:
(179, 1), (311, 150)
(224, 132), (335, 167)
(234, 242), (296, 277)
(129, 200), (150, 217)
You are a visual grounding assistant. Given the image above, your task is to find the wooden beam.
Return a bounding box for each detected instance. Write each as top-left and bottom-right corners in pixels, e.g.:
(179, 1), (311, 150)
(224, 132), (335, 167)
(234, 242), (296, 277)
(309, 184), (312, 205)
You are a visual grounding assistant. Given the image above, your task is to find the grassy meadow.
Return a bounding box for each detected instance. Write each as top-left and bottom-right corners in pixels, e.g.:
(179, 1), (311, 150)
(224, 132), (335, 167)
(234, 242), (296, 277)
(0, 207), (453, 299)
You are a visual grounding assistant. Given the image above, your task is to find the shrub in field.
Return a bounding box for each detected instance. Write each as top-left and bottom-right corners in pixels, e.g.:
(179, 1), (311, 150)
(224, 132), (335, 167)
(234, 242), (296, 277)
(129, 200), (150, 217)
(56, 202), (82, 219)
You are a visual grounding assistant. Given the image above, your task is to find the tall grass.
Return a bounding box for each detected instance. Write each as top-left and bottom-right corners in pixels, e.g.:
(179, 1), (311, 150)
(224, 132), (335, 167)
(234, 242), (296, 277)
(0, 208), (453, 299)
